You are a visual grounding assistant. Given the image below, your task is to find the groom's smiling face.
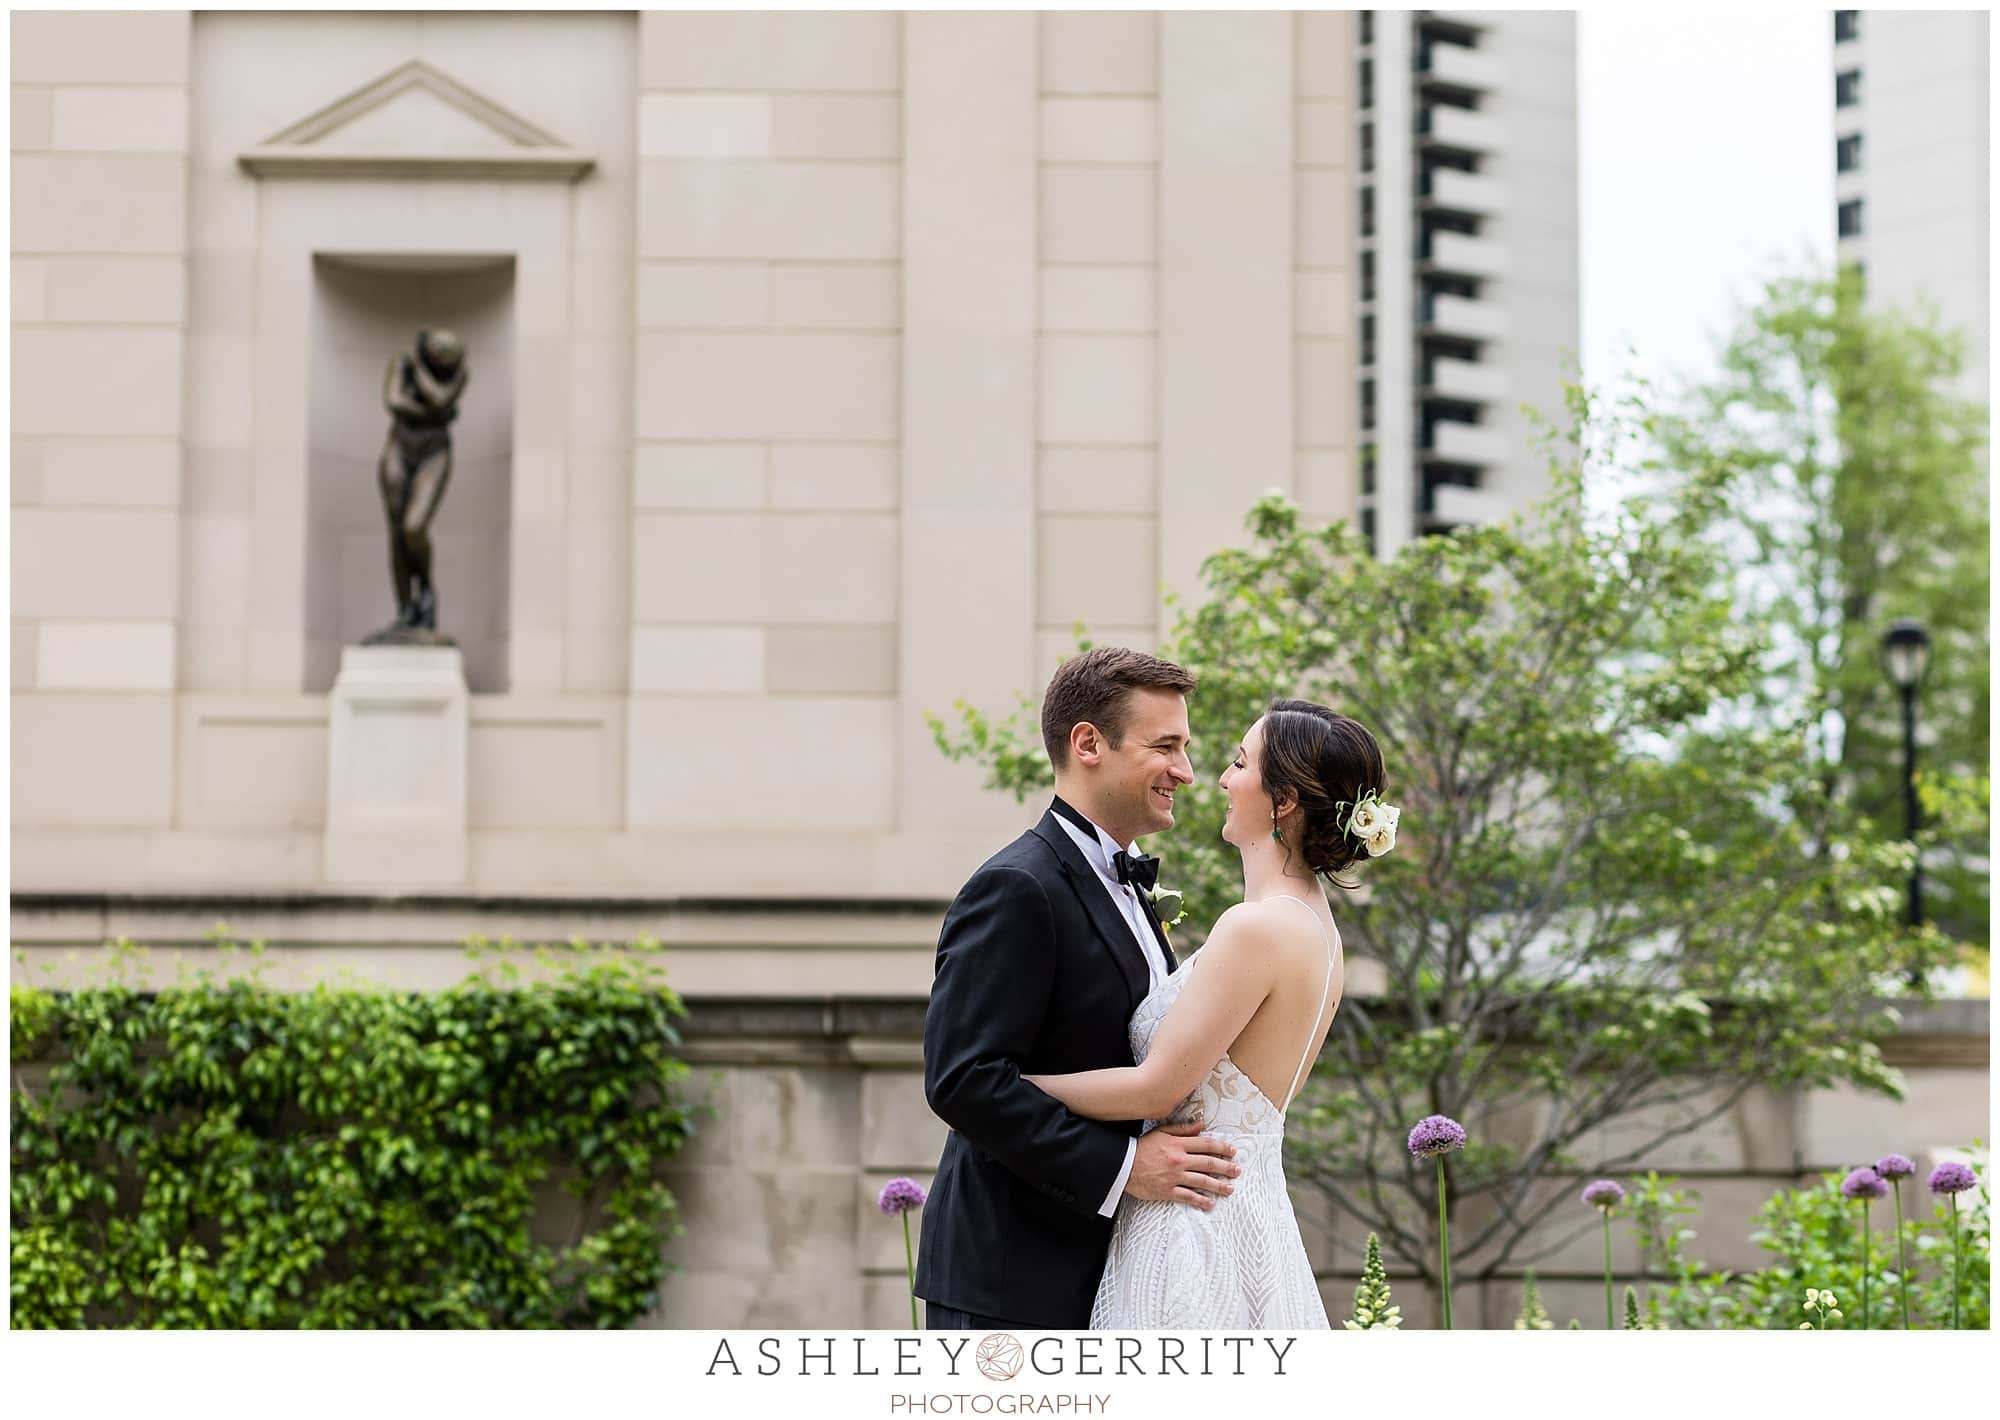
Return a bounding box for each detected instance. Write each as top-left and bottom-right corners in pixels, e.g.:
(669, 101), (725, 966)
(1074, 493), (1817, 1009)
(1097, 686), (1195, 841)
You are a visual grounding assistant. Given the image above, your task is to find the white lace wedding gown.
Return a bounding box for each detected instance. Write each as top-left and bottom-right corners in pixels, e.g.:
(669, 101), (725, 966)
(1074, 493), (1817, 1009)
(1090, 895), (1336, 1330)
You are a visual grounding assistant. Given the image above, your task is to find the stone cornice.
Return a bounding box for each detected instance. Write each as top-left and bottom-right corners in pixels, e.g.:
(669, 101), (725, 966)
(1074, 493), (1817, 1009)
(238, 148), (595, 181)
(674, 994), (1990, 1070)
(11, 890), (950, 918)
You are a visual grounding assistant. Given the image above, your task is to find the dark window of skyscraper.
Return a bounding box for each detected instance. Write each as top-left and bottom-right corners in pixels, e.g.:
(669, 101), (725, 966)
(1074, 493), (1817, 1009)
(1836, 69), (1860, 107)
(1838, 199), (1863, 237)
(1361, 121), (1375, 173)
(1837, 133), (1862, 172)
(1361, 379), (1376, 432)
(1360, 249), (1376, 303)
(1835, 11), (1859, 42)
(1361, 58), (1373, 109)
(1360, 11), (1373, 45)
(1361, 186), (1374, 237)
(1361, 314), (1376, 367)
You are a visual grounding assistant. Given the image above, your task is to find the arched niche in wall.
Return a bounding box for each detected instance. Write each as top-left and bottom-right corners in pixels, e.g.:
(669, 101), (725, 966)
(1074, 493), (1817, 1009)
(232, 58), (597, 695)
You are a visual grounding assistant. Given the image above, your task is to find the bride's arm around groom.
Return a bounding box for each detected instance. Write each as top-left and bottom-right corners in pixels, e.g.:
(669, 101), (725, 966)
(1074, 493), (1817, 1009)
(1024, 904), (1277, 1122)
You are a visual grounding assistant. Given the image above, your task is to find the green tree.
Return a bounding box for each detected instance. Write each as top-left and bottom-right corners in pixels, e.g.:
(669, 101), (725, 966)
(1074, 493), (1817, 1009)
(931, 387), (1952, 1321)
(1657, 267), (1990, 947)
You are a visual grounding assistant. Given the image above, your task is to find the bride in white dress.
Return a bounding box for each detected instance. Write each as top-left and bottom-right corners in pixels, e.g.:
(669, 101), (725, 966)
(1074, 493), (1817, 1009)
(1026, 699), (1395, 1330)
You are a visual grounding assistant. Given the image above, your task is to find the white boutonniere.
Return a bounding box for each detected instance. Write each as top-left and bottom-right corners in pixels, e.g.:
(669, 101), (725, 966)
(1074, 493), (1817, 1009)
(1145, 883), (1188, 931)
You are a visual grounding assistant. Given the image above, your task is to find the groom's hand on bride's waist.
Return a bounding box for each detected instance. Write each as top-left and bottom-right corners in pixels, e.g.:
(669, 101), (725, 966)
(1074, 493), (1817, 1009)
(1124, 1122), (1239, 1211)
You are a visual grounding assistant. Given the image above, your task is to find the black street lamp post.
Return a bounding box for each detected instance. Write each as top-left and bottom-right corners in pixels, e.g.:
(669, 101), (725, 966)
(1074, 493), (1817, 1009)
(1879, 618), (1932, 936)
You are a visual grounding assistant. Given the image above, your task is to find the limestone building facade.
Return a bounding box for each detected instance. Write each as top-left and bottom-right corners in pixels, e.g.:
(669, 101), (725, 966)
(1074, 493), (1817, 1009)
(12, 10), (1361, 973)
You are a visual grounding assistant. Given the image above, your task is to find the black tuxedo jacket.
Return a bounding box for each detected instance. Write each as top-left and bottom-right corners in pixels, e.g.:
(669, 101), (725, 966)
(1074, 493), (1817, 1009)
(915, 802), (1177, 1326)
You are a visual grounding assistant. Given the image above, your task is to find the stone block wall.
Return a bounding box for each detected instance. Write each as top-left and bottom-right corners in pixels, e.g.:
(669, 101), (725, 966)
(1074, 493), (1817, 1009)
(10, 899), (1986, 1330)
(628, 9), (906, 867)
(657, 997), (1989, 1329)
(11, 10), (192, 836)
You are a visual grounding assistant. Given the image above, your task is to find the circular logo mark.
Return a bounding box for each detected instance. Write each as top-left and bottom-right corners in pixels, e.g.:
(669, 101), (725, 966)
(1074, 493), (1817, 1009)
(975, 1332), (1024, 1382)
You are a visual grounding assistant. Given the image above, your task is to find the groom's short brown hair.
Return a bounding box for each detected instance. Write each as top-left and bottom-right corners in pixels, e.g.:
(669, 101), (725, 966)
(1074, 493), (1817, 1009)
(1041, 647), (1197, 769)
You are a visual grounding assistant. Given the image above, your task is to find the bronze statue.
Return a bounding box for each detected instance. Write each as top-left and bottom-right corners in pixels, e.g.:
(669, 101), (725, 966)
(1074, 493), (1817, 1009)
(365, 326), (468, 645)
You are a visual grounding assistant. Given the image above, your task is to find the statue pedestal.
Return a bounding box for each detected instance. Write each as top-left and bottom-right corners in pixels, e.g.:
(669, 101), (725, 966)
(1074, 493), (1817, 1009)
(323, 645), (468, 888)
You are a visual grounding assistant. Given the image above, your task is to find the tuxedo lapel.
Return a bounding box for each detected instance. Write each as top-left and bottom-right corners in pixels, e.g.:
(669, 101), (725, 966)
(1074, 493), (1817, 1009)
(1031, 812), (1151, 1011)
(1138, 891), (1179, 973)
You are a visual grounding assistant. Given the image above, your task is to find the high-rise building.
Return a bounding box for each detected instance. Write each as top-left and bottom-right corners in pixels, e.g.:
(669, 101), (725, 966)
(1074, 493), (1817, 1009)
(1355, 9), (1579, 553)
(1832, 9), (1990, 403)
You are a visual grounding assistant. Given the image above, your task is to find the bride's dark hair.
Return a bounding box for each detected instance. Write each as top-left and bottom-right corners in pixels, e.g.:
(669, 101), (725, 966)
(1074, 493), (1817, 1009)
(1258, 698), (1386, 888)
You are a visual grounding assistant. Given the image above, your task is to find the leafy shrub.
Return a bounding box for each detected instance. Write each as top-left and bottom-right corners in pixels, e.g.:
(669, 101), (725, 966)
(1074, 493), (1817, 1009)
(10, 943), (696, 1328)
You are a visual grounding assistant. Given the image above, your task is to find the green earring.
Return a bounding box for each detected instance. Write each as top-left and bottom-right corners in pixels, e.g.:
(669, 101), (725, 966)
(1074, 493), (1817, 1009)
(1271, 809), (1283, 843)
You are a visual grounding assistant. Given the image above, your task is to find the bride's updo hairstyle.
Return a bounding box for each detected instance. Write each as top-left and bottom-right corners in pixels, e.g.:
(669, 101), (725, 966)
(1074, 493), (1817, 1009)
(1258, 698), (1386, 887)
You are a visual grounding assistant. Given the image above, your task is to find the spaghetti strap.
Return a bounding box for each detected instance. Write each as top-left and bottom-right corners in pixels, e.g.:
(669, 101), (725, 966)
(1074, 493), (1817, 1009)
(1271, 894), (1339, 1111)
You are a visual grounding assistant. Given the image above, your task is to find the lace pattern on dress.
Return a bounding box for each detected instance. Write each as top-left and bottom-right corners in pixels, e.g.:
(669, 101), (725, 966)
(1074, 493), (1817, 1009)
(1088, 897), (1337, 1330)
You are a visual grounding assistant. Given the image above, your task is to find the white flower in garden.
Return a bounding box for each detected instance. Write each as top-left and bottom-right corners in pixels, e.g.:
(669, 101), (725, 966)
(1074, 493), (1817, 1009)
(1366, 824), (1397, 857)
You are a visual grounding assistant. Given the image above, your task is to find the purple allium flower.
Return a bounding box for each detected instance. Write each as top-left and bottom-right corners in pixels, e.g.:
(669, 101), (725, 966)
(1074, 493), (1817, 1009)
(1580, 1178), (1626, 1211)
(1407, 1115), (1467, 1158)
(1875, 1153), (1916, 1181)
(877, 1177), (928, 1216)
(1841, 1166), (1889, 1201)
(1928, 1161), (1978, 1196)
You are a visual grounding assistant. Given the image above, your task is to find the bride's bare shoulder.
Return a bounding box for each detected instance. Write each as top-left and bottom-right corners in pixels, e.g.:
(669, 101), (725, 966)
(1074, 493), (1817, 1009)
(1223, 896), (1339, 959)
(1203, 898), (1310, 950)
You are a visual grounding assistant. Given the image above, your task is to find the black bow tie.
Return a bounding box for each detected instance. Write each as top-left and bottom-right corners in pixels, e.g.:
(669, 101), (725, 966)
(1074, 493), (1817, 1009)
(1113, 850), (1160, 894)
(1049, 797), (1162, 895)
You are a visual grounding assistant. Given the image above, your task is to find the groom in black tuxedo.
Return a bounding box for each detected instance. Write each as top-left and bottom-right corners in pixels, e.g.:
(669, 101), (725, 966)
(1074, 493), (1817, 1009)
(915, 647), (1242, 1329)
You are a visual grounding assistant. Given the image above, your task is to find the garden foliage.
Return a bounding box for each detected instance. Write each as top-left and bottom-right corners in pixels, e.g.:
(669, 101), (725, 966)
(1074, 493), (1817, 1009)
(1627, 1162), (1989, 1330)
(10, 941), (695, 1328)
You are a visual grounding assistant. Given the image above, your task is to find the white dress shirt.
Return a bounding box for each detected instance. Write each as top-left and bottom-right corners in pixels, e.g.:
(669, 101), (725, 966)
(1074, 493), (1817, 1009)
(1052, 810), (1170, 1217)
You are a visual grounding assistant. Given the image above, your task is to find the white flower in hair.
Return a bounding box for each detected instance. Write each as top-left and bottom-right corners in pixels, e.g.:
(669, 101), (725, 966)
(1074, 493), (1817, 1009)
(1343, 789), (1401, 858)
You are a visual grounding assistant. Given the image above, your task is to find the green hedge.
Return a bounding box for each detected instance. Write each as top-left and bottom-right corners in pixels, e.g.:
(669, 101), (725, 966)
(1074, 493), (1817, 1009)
(10, 946), (696, 1328)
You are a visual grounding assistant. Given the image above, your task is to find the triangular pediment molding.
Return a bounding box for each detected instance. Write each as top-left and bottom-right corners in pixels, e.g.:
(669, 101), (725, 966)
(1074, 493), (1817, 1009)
(239, 59), (595, 182)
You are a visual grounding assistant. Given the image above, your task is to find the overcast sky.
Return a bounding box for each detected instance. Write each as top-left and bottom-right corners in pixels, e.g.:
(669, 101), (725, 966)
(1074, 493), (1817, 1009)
(1576, 8), (1835, 398)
